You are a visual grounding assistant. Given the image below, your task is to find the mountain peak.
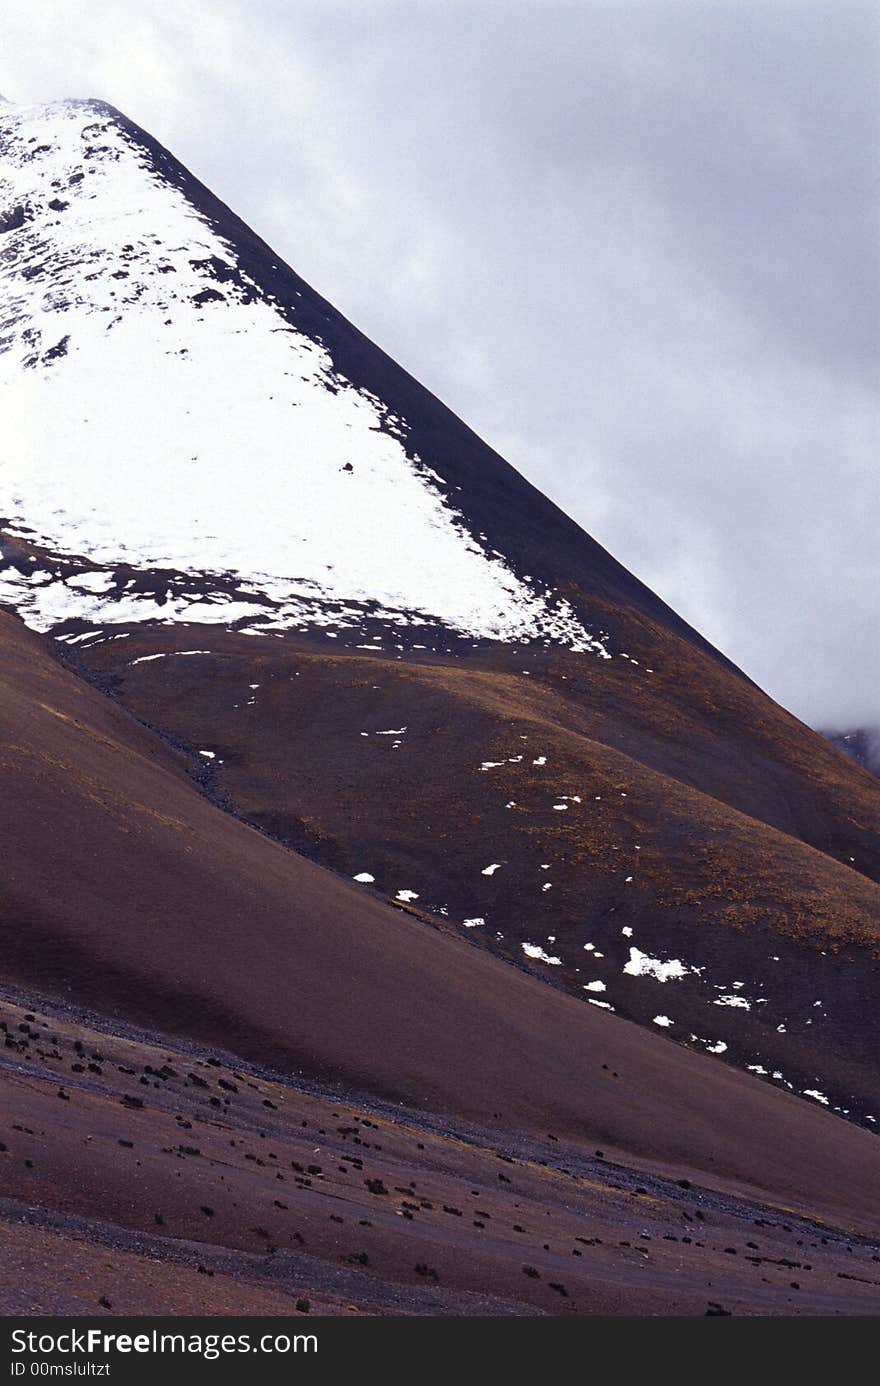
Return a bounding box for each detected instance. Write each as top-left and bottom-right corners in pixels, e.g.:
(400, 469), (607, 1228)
(3, 95), (879, 1141)
(2, 92), (879, 1314)
(0, 97), (611, 653)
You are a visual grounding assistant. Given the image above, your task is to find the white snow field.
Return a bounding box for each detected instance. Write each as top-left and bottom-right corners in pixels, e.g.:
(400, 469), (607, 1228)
(0, 99), (607, 653)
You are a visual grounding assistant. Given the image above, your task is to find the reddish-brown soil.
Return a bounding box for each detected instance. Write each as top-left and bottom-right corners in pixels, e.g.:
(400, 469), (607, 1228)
(1, 608), (878, 1303)
(2, 996), (878, 1317)
(70, 621), (880, 1120)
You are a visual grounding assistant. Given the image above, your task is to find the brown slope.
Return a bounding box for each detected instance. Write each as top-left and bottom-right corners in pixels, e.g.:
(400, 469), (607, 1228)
(3, 996), (878, 1318)
(74, 623), (880, 1121)
(1, 609), (878, 1238)
(4, 94), (878, 1159)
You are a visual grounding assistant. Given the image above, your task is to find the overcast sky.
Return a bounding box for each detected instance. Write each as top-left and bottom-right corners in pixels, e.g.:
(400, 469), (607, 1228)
(5, 1), (879, 727)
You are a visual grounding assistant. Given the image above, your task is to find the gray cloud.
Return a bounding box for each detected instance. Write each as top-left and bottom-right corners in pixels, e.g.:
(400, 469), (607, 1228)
(5, 0), (878, 726)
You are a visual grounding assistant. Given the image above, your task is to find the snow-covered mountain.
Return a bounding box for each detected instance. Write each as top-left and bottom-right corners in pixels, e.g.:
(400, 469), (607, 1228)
(2, 96), (879, 1134)
(1, 98), (608, 652)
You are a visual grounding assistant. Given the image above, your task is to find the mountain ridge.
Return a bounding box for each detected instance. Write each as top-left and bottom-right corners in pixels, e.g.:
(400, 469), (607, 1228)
(1, 95), (878, 1128)
(0, 96), (751, 674)
(1, 94), (879, 1316)
(110, 100), (754, 665)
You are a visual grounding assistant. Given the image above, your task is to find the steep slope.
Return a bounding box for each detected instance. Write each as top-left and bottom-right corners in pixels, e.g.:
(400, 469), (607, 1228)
(1, 97), (878, 1124)
(0, 98), (604, 650)
(1, 608), (879, 1241)
(1, 96), (754, 664)
(75, 626), (880, 1125)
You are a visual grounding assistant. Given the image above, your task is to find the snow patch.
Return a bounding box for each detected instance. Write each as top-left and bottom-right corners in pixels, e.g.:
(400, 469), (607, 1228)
(129, 650), (212, 665)
(522, 942), (562, 965)
(623, 947), (699, 983)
